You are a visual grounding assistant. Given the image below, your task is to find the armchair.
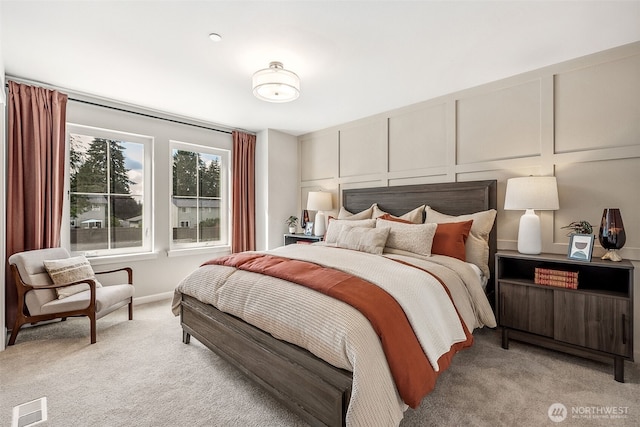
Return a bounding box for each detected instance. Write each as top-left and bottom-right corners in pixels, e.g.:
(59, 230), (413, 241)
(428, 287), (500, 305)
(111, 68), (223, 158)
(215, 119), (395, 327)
(7, 248), (134, 345)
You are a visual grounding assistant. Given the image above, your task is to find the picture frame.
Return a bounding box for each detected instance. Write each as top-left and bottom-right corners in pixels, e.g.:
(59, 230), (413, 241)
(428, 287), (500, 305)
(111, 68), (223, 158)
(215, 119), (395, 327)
(567, 234), (595, 261)
(304, 222), (314, 236)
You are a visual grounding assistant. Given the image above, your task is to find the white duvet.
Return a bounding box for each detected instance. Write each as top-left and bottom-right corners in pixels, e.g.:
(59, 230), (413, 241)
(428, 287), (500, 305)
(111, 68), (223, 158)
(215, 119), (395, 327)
(172, 244), (496, 427)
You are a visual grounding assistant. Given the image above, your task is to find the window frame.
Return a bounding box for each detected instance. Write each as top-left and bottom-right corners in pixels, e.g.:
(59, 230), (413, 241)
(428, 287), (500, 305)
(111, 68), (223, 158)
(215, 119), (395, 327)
(64, 123), (154, 257)
(169, 140), (230, 251)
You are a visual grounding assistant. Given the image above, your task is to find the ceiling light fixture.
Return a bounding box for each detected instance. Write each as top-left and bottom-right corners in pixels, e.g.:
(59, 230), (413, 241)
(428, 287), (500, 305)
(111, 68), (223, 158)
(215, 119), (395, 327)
(209, 33), (222, 42)
(252, 61), (300, 103)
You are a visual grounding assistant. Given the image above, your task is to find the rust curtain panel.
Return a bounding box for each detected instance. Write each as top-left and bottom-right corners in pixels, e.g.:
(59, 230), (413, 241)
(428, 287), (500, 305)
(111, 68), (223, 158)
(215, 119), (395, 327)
(5, 81), (68, 327)
(231, 131), (256, 253)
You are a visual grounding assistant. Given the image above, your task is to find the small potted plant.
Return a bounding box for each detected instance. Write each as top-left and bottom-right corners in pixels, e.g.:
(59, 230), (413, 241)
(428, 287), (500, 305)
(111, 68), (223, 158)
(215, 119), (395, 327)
(285, 216), (298, 234)
(561, 220), (593, 236)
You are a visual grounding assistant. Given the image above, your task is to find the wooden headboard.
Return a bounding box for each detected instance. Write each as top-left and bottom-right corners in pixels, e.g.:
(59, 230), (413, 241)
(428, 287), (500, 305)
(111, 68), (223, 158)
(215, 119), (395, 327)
(343, 180), (498, 289)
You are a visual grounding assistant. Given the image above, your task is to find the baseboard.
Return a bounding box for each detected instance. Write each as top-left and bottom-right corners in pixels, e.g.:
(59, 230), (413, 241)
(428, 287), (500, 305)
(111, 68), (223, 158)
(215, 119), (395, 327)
(133, 291), (173, 306)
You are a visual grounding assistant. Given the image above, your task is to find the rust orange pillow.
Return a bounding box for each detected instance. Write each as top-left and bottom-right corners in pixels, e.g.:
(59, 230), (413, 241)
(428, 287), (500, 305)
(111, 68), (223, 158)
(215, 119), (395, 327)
(379, 213), (413, 224)
(431, 220), (473, 261)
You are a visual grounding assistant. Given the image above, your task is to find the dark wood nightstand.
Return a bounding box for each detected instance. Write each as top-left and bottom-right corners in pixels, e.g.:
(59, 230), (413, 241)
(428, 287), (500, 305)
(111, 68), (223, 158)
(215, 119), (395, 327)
(284, 233), (323, 246)
(496, 250), (634, 382)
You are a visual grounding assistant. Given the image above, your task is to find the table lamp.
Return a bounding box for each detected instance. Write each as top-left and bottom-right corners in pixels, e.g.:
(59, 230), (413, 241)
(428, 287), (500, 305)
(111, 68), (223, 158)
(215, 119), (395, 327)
(307, 191), (333, 236)
(504, 176), (559, 254)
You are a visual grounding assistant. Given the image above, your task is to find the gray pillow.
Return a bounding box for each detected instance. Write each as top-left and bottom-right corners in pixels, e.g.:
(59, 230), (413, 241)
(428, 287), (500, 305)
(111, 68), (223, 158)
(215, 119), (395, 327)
(325, 218), (376, 243)
(376, 218), (437, 257)
(336, 226), (391, 255)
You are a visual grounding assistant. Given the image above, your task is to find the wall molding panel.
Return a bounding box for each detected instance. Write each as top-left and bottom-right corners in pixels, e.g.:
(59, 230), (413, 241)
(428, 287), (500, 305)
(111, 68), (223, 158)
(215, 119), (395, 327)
(299, 41), (640, 256)
(298, 42), (640, 360)
(298, 40), (640, 360)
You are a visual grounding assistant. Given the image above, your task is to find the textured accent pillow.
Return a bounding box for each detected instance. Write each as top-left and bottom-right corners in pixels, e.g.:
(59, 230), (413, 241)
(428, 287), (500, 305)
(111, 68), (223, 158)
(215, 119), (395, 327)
(337, 204), (375, 220)
(44, 256), (102, 299)
(426, 207), (497, 277)
(375, 218), (437, 257)
(325, 218), (376, 244)
(373, 204), (425, 224)
(336, 226), (391, 255)
(431, 220), (474, 261)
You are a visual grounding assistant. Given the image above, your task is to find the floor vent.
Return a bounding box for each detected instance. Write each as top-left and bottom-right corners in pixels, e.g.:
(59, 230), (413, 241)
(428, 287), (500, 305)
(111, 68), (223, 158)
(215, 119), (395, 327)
(12, 397), (47, 427)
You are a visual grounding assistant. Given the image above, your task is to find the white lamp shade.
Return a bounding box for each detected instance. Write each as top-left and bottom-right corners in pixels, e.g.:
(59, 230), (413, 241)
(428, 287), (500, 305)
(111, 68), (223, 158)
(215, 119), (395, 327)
(504, 176), (559, 210)
(252, 62), (300, 103)
(504, 176), (559, 255)
(307, 191), (333, 236)
(306, 191), (333, 212)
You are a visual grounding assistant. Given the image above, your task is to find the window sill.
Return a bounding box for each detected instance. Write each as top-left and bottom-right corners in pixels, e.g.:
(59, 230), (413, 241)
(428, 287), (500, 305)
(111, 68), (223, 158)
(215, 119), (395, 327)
(85, 251), (159, 266)
(166, 246), (231, 258)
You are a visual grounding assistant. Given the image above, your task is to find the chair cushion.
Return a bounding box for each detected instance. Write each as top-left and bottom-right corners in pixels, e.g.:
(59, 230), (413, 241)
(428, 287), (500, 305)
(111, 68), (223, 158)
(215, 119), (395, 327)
(43, 255), (102, 299)
(39, 284), (134, 316)
(10, 248), (71, 313)
(9, 247), (70, 288)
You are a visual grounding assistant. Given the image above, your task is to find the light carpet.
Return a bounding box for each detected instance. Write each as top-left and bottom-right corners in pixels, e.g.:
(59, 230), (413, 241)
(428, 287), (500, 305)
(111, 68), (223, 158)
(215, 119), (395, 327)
(1, 299), (638, 426)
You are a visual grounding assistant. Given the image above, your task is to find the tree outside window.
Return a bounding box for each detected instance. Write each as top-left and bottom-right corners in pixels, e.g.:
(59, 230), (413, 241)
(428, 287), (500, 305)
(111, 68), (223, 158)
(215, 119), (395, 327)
(70, 133), (145, 252)
(171, 145), (226, 247)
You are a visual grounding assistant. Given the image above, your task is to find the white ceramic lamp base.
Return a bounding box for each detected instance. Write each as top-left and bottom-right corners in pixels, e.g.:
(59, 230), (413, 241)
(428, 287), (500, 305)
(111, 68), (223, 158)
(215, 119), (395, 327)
(314, 211), (326, 236)
(517, 209), (542, 255)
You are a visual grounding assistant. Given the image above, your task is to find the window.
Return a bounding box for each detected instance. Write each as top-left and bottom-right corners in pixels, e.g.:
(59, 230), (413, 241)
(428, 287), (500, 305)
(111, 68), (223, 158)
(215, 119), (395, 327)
(67, 124), (153, 256)
(171, 141), (229, 249)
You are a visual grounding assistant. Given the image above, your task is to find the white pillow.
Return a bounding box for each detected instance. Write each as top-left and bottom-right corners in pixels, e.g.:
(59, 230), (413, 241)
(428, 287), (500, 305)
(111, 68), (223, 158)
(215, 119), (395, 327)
(372, 204), (425, 223)
(325, 218), (376, 244)
(337, 204), (375, 220)
(44, 255), (102, 299)
(375, 218), (437, 257)
(425, 207), (497, 278)
(336, 226), (390, 255)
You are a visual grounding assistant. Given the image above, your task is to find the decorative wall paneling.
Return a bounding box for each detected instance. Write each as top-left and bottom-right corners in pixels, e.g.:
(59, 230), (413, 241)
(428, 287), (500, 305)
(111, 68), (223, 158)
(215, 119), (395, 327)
(298, 41), (640, 260)
(298, 42), (640, 360)
(299, 130), (338, 183)
(338, 117), (387, 178)
(554, 53), (640, 154)
(456, 79), (544, 164)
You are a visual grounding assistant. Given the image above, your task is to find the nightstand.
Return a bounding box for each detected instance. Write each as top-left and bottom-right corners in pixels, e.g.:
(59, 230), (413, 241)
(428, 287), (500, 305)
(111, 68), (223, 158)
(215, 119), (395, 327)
(284, 233), (323, 246)
(496, 250), (634, 382)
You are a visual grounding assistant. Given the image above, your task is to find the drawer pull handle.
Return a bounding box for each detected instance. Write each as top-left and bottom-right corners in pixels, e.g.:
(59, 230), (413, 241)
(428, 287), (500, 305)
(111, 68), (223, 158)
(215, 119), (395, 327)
(622, 313), (627, 345)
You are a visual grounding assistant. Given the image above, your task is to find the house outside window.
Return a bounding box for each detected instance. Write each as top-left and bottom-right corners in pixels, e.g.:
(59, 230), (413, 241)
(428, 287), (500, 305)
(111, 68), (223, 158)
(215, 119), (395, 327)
(67, 124), (153, 256)
(171, 141), (229, 249)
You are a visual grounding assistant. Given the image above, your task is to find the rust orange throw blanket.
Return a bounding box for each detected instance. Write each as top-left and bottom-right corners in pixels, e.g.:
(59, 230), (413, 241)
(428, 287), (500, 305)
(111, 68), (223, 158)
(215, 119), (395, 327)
(204, 252), (472, 408)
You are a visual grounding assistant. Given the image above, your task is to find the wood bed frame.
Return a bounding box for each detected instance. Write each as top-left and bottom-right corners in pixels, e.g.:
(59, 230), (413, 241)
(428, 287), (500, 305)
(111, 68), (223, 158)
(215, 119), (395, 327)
(180, 180), (497, 427)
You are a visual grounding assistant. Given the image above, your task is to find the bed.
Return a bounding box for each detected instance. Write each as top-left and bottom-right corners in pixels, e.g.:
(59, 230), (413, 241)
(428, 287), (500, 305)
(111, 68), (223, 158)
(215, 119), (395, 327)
(172, 180), (498, 427)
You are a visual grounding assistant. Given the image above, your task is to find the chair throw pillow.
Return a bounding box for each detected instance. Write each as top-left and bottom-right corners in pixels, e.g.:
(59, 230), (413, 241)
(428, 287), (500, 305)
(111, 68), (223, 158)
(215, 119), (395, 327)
(44, 255), (102, 299)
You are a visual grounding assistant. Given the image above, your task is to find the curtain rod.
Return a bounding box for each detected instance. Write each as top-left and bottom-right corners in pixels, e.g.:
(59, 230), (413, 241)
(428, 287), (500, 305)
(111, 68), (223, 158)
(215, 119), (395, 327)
(68, 97), (233, 135)
(5, 77), (252, 136)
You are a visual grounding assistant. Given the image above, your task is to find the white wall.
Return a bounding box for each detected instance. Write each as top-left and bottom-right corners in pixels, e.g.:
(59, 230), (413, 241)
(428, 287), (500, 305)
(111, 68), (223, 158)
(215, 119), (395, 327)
(298, 41), (640, 360)
(255, 129), (299, 250)
(64, 99), (234, 302)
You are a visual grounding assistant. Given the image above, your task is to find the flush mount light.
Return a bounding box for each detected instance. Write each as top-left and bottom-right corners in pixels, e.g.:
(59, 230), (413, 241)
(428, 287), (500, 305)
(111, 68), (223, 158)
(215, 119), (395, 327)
(209, 33), (222, 42)
(252, 61), (300, 103)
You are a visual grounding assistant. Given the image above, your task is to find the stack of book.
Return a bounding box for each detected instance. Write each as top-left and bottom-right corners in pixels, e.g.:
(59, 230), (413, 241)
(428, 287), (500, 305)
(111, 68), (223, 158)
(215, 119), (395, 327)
(534, 267), (579, 289)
